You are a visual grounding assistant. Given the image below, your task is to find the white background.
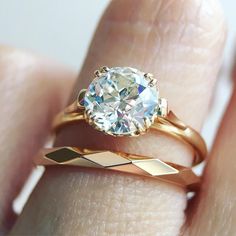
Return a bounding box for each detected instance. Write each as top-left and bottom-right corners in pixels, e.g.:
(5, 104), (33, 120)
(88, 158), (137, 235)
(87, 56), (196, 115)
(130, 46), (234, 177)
(0, 0), (234, 213)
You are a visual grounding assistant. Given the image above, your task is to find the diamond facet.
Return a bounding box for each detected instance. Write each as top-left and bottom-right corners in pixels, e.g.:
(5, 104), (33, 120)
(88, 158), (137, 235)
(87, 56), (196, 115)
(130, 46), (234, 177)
(84, 67), (159, 136)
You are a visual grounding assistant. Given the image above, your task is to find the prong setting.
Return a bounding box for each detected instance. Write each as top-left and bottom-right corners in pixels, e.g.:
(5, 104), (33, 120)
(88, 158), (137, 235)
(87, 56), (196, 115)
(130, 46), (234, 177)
(84, 67), (160, 136)
(94, 70), (101, 77)
(94, 67), (109, 77)
(148, 78), (157, 87)
(157, 98), (168, 117)
(144, 73), (157, 87)
(144, 73), (153, 78)
(100, 66), (109, 73)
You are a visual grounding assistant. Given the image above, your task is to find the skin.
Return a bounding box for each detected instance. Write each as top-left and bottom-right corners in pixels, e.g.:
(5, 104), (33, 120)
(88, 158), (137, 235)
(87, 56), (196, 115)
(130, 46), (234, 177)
(0, 0), (235, 235)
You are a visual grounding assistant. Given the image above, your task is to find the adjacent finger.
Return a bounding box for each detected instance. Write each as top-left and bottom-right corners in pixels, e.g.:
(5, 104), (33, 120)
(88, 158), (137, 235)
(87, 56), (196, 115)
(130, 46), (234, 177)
(184, 72), (236, 235)
(11, 0), (226, 236)
(0, 46), (76, 233)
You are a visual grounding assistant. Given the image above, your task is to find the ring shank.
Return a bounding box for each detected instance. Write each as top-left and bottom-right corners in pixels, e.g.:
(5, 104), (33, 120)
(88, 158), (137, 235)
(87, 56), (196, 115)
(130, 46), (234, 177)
(35, 147), (200, 191)
(52, 103), (207, 166)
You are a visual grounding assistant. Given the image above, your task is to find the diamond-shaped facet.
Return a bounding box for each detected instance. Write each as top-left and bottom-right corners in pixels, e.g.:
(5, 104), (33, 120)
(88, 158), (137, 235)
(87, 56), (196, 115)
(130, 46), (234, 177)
(133, 159), (178, 176)
(45, 148), (81, 163)
(84, 151), (131, 167)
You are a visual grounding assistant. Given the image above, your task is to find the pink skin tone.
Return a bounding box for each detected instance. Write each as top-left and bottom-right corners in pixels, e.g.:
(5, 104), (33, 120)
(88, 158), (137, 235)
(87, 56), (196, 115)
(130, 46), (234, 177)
(1, 0), (235, 235)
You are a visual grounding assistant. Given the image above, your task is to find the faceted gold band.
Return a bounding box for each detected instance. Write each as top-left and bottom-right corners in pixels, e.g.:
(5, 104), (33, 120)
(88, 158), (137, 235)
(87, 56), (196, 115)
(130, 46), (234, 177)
(35, 147), (200, 191)
(53, 107), (206, 166)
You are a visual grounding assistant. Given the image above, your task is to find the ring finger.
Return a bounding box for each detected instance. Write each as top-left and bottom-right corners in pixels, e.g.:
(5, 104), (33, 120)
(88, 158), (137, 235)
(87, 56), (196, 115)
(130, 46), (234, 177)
(10, 0), (226, 235)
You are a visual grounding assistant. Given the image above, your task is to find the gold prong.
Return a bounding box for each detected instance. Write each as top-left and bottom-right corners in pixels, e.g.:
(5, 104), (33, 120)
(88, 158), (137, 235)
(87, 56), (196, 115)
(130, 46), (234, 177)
(100, 66), (109, 73)
(143, 117), (152, 129)
(132, 120), (146, 136)
(148, 78), (157, 87)
(144, 73), (153, 78)
(85, 109), (92, 118)
(134, 130), (141, 136)
(158, 98), (168, 117)
(94, 70), (101, 77)
(144, 73), (157, 87)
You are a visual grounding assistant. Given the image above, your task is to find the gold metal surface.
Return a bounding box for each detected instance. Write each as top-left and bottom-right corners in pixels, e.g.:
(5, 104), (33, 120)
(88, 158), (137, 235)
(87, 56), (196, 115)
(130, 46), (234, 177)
(35, 147), (200, 191)
(132, 159), (178, 176)
(84, 151), (131, 167)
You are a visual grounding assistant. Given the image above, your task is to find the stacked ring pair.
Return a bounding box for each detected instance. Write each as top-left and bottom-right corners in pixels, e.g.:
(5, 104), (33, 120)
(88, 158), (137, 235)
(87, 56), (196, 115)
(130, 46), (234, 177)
(35, 66), (207, 191)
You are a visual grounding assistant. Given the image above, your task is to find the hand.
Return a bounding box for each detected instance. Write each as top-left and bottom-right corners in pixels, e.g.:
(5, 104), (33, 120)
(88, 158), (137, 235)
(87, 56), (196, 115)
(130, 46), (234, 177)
(0, 0), (232, 235)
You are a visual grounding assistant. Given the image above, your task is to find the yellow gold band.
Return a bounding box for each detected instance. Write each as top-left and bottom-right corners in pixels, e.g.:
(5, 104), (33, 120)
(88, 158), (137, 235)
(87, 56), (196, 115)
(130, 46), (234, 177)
(35, 147), (200, 191)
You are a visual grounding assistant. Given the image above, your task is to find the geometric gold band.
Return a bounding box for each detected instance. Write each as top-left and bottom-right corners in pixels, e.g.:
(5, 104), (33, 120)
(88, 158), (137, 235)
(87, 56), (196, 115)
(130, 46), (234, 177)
(35, 147), (200, 191)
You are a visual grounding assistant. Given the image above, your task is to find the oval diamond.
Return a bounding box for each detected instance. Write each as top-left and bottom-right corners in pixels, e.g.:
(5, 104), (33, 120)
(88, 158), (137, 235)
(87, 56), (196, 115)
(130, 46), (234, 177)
(84, 67), (159, 136)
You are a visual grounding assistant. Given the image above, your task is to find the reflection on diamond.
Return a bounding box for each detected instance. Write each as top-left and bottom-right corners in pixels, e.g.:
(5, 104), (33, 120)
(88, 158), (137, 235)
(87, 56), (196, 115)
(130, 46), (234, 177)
(84, 67), (159, 136)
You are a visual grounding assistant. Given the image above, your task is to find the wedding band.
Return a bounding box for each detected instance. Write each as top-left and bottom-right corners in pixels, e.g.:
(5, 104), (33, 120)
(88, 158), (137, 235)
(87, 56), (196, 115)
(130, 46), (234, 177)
(53, 66), (207, 166)
(35, 147), (200, 191)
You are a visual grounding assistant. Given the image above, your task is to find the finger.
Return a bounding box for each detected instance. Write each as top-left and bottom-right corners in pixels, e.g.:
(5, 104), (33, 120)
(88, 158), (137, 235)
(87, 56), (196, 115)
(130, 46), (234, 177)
(11, 0), (226, 235)
(184, 72), (236, 234)
(0, 46), (76, 233)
